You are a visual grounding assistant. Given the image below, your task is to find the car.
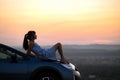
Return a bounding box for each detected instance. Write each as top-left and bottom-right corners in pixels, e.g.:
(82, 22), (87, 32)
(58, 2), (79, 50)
(0, 43), (81, 80)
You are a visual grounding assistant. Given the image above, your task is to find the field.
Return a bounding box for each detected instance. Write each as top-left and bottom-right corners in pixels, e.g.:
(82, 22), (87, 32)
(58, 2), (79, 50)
(62, 44), (120, 80)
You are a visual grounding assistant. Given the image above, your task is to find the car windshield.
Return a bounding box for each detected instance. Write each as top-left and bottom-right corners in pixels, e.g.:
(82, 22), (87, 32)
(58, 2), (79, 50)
(0, 46), (23, 60)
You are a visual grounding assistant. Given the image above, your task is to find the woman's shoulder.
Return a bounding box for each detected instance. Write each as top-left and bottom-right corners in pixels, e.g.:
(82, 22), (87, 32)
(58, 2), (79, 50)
(33, 42), (41, 47)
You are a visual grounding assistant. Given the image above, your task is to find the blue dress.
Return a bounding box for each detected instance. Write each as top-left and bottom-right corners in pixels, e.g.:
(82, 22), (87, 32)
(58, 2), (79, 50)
(32, 43), (57, 60)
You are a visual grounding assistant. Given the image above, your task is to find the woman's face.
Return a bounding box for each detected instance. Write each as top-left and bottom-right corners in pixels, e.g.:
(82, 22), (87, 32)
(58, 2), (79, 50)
(34, 34), (37, 39)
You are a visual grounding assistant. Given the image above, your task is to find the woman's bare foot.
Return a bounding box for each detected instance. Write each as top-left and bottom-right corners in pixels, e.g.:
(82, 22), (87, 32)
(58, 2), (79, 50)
(60, 58), (69, 64)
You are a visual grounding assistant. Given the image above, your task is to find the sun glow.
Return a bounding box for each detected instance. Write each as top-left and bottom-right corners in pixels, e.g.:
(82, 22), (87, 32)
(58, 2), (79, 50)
(0, 0), (120, 45)
(30, 0), (102, 14)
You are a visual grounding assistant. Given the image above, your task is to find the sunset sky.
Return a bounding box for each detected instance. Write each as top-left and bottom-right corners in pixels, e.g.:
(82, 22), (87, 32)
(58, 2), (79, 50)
(0, 0), (120, 46)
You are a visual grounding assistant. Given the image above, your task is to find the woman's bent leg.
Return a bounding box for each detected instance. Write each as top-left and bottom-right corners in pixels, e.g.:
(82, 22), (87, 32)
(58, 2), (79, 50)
(54, 43), (69, 64)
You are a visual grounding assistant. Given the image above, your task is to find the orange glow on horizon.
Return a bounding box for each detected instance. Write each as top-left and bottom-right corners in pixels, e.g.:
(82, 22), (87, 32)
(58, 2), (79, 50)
(0, 0), (120, 46)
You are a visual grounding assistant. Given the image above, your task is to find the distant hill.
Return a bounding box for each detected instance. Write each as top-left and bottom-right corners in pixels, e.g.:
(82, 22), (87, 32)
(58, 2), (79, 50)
(13, 44), (120, 52)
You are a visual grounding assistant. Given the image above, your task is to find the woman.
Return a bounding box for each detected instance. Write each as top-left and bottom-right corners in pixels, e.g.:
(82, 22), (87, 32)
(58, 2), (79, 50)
(23, 30), (69, 64)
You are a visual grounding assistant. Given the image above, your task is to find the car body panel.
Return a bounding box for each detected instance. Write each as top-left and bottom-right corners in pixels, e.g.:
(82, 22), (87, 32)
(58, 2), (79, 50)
(0, 43), (81, 80)
(27, 58), (74, 80)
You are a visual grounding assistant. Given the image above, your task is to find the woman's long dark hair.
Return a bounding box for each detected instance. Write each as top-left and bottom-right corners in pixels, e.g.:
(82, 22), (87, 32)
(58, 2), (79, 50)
(23, 31), (36, 50)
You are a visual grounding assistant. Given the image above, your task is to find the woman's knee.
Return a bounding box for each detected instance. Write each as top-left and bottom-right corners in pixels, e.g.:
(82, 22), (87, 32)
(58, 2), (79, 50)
(55, 42), (62, 48)
(57, 42), (62, 46)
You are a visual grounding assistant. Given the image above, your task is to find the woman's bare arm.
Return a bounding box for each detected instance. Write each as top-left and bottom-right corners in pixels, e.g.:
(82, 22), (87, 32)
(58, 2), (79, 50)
(26, 41), (36, 57)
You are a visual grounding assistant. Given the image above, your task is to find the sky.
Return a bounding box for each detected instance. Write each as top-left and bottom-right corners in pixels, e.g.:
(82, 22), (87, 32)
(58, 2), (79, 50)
(0, 0), (120, 46)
